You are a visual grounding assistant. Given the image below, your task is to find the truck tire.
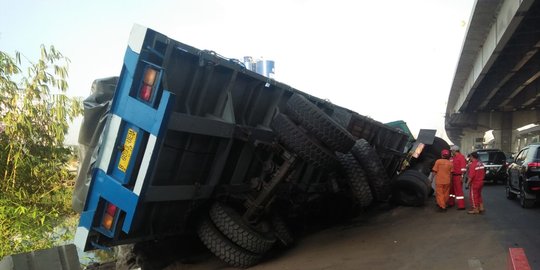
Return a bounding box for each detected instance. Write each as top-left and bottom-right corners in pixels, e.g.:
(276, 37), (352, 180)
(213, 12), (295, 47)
(410, 158), (436, 179)
(519, 183), (535, 208)
(337, 152), (374, 208)
(197, 216), (262, 268)
(400, 170), (432, 196)
(270, 214), (294, 247)
(209, 202), (276, 254)
(350, 139), (391, 201)
(506, 182), (516, 199)
(285, 93), (355, 153)
(392, 173), (428, 206)
(271, 113), (338, 168)
(423, 137), (450, 158)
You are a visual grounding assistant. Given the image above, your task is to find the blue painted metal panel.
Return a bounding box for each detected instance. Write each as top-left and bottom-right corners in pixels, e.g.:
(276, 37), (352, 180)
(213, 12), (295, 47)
(78, 27), (176, 243)
(85, 169), (139, 233)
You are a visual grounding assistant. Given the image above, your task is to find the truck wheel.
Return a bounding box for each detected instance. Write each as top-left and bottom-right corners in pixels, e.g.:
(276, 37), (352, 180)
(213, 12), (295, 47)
(392, 173), (428, 206)
(270, 214), (294, 247)
(506, 182), (516, 199)
(209, 202), (276, 254)
(400, 170), (431, 195)
(337, 152), (374, 208)
(197, 216), (262, 268)
(271, 113), (338, 168)
(285, 93), (355, 153)
(423, 137), (450, 158)
(350, 139), (391, 201)
(519, 183), (535, 208)
(410, 158), (436, 180)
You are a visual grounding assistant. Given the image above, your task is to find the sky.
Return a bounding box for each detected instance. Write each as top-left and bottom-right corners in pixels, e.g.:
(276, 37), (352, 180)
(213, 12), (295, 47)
(0, 0), (475, 145)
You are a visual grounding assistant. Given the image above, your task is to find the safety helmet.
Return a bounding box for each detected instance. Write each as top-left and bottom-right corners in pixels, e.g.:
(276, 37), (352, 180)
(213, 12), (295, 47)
(450, 145), (459, 151)
(441, 149), (450, 158)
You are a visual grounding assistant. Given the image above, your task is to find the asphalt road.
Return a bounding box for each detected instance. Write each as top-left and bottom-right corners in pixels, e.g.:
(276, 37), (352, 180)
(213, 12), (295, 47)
(163, 184), (539, 270)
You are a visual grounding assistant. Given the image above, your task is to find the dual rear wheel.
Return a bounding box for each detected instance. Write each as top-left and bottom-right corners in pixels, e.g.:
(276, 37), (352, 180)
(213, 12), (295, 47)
(197, 202), (293, 268)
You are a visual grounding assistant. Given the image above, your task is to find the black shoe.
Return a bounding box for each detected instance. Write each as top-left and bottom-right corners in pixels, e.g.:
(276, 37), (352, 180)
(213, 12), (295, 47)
(457, 208), (466, 210)
(437, 207), (447, 212)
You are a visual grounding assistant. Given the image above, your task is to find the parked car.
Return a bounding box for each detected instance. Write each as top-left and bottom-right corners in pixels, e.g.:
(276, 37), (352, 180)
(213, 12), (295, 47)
(469, 149), (508, 184)
(506, 143), (540, 208)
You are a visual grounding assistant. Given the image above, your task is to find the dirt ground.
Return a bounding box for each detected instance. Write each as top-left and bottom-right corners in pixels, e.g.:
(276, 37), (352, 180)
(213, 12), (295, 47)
(162, 197), (508, 270)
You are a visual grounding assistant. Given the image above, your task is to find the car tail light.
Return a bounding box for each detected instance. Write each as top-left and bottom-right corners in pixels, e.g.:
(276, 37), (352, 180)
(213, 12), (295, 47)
(102, 202), (118, 231)
(528, 162), (540, 170)
(531, 187), (540, 191)
(139, 68), (157, 101)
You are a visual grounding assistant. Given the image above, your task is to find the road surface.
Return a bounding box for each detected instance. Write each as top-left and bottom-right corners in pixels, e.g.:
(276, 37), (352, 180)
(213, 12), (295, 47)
(154, 184), (538, 270)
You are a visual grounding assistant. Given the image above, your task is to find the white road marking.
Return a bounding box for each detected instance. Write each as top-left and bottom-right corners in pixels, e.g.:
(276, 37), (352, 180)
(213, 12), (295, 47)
(468, 258), (483, 270)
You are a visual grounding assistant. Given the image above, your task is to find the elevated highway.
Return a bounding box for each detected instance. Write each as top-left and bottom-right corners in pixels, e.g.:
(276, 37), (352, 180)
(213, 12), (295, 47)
(445, 0), (540, 154)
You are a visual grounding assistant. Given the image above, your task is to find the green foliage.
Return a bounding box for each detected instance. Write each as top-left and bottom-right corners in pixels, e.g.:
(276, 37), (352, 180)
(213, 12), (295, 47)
(0, 46), (82, 257)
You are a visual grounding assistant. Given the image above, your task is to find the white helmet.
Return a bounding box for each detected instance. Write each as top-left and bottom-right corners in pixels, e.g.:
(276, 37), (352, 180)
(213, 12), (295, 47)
(450, 145), (460, 151)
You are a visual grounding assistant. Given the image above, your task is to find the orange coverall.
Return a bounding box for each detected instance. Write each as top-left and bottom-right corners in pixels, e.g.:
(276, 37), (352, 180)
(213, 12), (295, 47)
(432, 158), (453, 209)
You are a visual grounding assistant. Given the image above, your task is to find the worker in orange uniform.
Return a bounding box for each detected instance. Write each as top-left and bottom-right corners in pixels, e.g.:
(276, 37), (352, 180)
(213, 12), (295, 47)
(432, 149), (453, 212)
(447, 145), (467, 210)
(466, 152), (485, 214)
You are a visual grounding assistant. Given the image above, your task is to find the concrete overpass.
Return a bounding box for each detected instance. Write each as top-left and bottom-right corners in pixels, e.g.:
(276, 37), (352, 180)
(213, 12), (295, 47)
(445, 0), (540, 154)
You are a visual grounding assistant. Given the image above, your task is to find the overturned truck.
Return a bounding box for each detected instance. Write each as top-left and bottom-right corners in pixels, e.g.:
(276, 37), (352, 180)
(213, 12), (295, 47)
(73, 24), (449, 268)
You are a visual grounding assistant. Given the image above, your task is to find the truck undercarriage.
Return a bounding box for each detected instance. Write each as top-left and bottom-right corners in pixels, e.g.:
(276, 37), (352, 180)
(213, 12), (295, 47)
(73, 24), (448, 268)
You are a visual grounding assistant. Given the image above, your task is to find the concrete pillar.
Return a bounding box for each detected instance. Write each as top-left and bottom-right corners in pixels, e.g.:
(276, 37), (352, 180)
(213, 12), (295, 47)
(460, 129), (487, 154)
(491, 113), (513, 153)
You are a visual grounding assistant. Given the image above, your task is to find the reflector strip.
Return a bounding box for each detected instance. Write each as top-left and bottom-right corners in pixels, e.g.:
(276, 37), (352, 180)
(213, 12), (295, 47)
(128, 24), (147, 54)
(74, 227), (89, 250)
(133, 134), (156, 195)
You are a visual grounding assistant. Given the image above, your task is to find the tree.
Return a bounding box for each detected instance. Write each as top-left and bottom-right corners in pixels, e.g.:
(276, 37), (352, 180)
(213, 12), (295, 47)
(0, 46), (82, 257)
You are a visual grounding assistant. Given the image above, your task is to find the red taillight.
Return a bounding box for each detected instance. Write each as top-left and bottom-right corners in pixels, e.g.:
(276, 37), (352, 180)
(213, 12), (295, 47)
(528, 162), (540, 169)
(106, 203), (117, 216)
(531, 187), (540, 191)
(140, 84), (153, 101)
(139, 68), (157, 101)
(102, 202), (118, 231)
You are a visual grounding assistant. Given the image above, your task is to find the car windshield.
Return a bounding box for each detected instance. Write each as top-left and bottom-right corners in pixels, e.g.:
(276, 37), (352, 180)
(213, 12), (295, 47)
(477, 151), (506, 164)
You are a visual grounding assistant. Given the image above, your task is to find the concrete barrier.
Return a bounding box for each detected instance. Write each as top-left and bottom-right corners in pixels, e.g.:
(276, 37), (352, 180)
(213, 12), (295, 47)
(507, 248), (531, 270)
(0, 244), (80, 270)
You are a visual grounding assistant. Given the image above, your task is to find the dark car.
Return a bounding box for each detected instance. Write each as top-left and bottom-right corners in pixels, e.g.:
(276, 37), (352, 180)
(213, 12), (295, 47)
(469, 149), (508, 184)
(506, 143), (540, 208)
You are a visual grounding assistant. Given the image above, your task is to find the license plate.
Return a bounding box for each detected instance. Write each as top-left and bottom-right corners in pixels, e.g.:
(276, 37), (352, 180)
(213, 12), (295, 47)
(118, 128), (137, 172)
